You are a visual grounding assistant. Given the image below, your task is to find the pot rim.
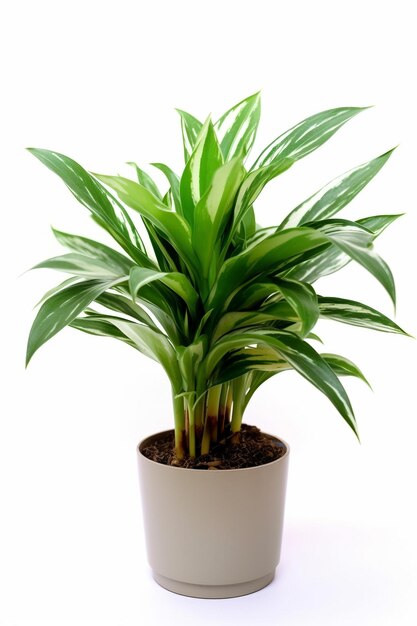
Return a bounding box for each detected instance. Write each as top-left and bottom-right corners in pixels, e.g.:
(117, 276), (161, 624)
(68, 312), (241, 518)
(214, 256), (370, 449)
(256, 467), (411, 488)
(137, 428), (290, 473)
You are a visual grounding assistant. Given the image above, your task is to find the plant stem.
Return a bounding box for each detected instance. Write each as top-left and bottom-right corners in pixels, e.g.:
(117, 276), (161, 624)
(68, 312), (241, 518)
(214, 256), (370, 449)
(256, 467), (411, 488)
(186, 397), (196, 458)
(172, 391), (186, 459)
(231, 375), (247, 443)
(225, 383), (233, 427)
(194, 370), (207, 454)
(194, 396), (204, 454)
(218, 382), (229, 440)
(201, 384), (222, 454)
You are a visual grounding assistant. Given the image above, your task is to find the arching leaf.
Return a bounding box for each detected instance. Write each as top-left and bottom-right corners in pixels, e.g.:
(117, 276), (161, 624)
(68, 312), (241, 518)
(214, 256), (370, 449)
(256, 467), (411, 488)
(251, 106), (366, 169)
(279, 149), (395, 229)
(26, 278), (126, 365)
(215, 92), (261, 161)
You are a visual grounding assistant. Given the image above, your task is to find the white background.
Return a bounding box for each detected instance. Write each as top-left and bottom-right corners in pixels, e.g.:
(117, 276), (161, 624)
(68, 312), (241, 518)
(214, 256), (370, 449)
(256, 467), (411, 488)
(1, 1), (416, 624)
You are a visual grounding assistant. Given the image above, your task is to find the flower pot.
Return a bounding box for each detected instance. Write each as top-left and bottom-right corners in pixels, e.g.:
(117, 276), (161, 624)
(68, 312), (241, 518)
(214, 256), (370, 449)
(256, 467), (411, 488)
(137, 429), (289, 599)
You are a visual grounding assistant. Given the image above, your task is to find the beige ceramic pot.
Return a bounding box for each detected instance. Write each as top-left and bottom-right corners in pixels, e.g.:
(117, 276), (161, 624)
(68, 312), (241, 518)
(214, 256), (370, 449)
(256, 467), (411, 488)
(137, 429), (289, 599)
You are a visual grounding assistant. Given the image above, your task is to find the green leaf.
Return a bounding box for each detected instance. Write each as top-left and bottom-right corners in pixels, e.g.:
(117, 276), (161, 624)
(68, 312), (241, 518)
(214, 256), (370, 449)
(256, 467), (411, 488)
(179, 117), (224, 226)
(311, 219), (396, 305)
(27, 148), (149, 266)
(139, 219), (179, 272)
(357, 214), (403, 235)
(124, 167), (180, 269)
(211, 346), (289, 385)
(94, 291), (159, 329)
(274, 278), (319, 336)
(177, 336), (208, 391)
(231, 159), (293, 236)
(70, 314), (139, 348)
(106, 319), (182, 392)
(212, 279), (319, 340)
(243, 371), (276, 410)
(228, 281), (279, 310)
(151, 163), (182, 214)
(279, 149), (395, 229)
(234, 204), (257, 246)
(318, 297), (408, 334)
(127, 162), (162, 199)
(176, 109), (203, 162)
(34, 276), (82, 308)
(283, 215), (402, 284)
(51, 228), (135, 274)
(208, 227), (328, 311)
(94, 174), (197, 275)
(205, 329), (358, 437)
(306, 332), (323, 343)
(26, 278), (125, 365)
(192, 157), (246, 283)
(251, 106), (366, 169)
(129, 266), (199, 315)
(34, 229), (135, 279)
(211, 310), (287, 342)
(33, 253), (130, 278)
(322, 353), (371, 387)
(214, 92), (261, 161)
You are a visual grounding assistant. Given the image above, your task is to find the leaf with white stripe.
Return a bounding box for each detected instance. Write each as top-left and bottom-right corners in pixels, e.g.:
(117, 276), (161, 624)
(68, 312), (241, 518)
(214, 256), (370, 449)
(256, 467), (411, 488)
(70, 314), (138, 347)
(179, 117), (223, 226)
(215, 92), (261, 161)
(322, 353), (370, 387)
(176, 109), (203, 162)
(94, 292), (158, 329)
(212, 310), (288, 342)
(357, 214), (403, 235)
(51, 229), (135, 274)
(204, 329), (358, 437)
(312, 219), (396, 305)
(251, 107), (366, 169)
(106, 319), (182, 392)
(231, 158), (293, 236)
(318, 297), (408, 334)
(151, 163), (182, 214)
(279, 149), (395, 229)
(208, 227), (328, 311)
(95, 174), (197, 275)
(212, 347), (289, 385)
(28, 149), (148, 265)
(274, 278), (319, 336)
(129, 266), (199, 315)
(33, 253), (131, 278)
(34, 277), (82, 308)
(192, 157), (245, 284)
(283, 214), (403, 283)
(127, 162), (162, 199)
(26, 278), (125, 365)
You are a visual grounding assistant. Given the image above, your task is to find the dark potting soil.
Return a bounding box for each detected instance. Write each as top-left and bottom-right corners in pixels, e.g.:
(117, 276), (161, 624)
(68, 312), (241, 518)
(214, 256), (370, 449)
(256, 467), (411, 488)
(140, 424), (286, 470)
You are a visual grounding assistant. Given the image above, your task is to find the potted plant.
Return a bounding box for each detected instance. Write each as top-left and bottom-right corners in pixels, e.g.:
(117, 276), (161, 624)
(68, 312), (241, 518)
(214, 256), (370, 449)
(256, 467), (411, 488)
(26, 93), (407, 599)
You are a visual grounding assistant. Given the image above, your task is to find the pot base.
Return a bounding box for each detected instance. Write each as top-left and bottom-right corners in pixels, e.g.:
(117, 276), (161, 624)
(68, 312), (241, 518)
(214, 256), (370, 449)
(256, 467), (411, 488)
(153, 570), (275, 599)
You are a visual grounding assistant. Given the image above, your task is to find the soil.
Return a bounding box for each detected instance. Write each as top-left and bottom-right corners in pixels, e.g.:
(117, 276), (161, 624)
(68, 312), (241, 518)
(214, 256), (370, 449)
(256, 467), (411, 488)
(140, 424), (287, 470)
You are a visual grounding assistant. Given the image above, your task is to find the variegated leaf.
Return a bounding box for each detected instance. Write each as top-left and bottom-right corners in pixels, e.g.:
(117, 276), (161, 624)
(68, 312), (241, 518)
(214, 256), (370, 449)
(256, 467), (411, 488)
(322, 353), (370, 387)
(318, 297), (408, 334)
(176, 109), (203, 162)
(28, 149), (149, 265)
(179, 117), (224, 226)
(215, 92), (261, 161)
(106, 319), (182, 392)
(27, 278), (126, 365)
(279, 149), (395, 229)
(252, 107), (366, 169)
(129, 266), (199, 315)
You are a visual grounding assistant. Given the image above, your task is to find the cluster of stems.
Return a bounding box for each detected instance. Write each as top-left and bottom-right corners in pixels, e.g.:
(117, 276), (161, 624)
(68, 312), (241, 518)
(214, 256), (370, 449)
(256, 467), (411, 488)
(172, 379), (246, 459)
